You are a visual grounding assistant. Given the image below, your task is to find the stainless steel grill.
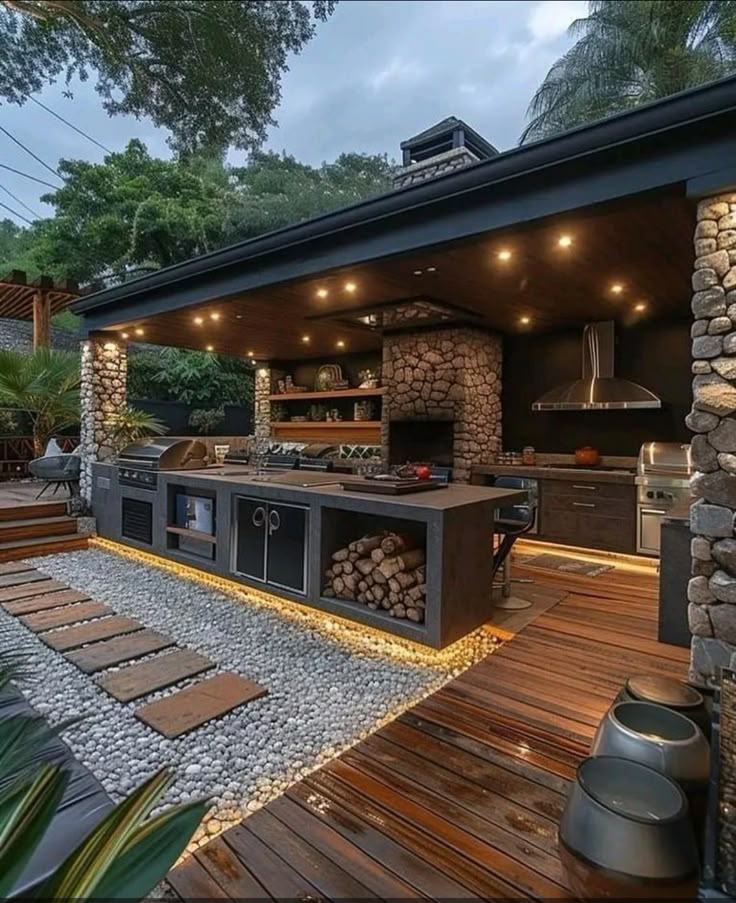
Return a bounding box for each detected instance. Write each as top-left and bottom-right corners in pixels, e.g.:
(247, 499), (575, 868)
(635, 442), (692, 556)
(118, 438), (207, 490)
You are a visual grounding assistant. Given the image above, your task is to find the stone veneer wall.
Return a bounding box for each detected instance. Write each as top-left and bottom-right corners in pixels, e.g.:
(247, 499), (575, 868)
(79, 334), (127, 504)
(392, 147), (479, 190)
(688, 193), (736, 684)
(381, 326), (502, 483)
(253, 366), (271, 440)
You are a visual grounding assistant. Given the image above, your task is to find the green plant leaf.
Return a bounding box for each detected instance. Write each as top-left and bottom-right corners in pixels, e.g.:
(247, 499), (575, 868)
(0, 765), (68, 897)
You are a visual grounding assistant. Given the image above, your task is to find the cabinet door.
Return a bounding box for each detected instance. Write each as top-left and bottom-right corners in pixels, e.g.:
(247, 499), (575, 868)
(266, 503), (308, 594)
(234, 497), (267, 581)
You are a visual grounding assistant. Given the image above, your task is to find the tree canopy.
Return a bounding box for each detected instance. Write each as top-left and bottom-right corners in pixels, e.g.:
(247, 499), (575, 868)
(0, 0), (335, 152)
(521, 0), (736, 144)
(1, 141), (395, 284)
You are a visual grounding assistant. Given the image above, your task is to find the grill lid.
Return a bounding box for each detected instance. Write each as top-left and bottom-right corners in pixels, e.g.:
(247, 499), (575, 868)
(118, 438), (207, 470)
(637, 441), (692, 477)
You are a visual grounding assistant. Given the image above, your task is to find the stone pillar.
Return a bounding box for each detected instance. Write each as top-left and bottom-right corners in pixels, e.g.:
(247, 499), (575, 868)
(688, 193), (736, 684)
(254, 365), (271, 440)
(79, 334), (127, 504)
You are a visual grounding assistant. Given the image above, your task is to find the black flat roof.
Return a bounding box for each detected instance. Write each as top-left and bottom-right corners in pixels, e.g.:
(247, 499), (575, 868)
(75, 75), (736, 330)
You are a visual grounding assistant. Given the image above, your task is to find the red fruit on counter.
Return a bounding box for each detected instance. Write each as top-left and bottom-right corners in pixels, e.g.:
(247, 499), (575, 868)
(415, 465), (432, 481)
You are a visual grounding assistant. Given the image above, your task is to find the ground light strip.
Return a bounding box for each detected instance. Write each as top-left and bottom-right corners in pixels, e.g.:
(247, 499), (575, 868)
(90, 537), (501, 670)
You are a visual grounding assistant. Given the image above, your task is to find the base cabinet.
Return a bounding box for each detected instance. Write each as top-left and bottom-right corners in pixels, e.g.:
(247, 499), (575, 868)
(538, 479), (636, 553)
(234, 497), (308, 595)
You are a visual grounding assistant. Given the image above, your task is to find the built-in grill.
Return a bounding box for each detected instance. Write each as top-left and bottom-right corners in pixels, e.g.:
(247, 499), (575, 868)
(635, 442), (692, 556)
(118, 438), (207, 489)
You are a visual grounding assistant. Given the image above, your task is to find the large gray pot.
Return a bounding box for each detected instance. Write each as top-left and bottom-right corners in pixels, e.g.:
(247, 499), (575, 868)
(615, 675), (710, 737)
(591, 701), (710, 790)
(559, 757), (699, 900)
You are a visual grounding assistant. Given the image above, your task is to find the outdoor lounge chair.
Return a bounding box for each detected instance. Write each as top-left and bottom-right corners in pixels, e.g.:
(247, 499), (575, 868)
(28, 447), (81, 499)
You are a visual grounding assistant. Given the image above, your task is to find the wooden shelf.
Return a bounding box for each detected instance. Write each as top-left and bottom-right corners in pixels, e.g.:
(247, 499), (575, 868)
(269, 387), (386, 402)
(270, 421), (381, 443)
(166, 526), (217, 544)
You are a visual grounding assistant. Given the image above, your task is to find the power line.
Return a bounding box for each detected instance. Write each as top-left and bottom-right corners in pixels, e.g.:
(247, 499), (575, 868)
(0, 163), (58, 190)
(0, 182), (40, 219)
(0, 199), (34, 226)
(27, 95), (113, 154)
(0, 124), (63, 182)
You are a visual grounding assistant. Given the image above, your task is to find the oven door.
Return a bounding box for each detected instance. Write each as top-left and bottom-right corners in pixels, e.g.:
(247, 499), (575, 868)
(638, 506), (666, 556)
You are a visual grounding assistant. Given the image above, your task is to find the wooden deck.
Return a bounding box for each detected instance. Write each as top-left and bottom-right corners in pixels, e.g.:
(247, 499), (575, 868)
(168, 557), (690, 901)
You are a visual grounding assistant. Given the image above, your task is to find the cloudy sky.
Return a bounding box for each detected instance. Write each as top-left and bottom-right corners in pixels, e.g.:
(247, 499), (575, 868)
(0, 0), (587, 224)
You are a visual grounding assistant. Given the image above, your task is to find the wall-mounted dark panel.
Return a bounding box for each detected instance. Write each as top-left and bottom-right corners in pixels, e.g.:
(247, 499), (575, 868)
(502, 320), (691, 456)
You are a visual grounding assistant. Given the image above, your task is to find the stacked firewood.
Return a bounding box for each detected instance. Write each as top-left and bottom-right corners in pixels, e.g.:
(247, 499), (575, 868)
(323, 531), (427, 622)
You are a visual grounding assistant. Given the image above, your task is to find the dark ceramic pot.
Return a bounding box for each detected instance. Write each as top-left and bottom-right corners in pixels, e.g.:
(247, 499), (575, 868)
(616, 675), (710, 738)
(559, 757), (699, 901)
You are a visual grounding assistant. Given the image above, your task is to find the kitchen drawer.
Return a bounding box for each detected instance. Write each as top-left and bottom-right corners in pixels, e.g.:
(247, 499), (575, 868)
(542, 493), (635, 519)
(538, 508), (635, 553)
(542, 478), (635, 501)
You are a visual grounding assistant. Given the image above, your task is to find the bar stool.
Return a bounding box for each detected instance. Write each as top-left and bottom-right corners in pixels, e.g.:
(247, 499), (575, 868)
(491, 475), (538, 610)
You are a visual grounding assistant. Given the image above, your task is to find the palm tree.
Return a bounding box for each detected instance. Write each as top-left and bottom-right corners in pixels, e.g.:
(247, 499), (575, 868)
(0, 349), (81, 457)
(521, 1), (736, 144)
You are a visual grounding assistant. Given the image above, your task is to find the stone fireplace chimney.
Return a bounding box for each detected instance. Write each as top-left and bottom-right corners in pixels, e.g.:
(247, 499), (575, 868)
(392, 117), (498, 190)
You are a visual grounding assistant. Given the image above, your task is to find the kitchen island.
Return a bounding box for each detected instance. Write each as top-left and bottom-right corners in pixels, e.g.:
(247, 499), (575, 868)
(91, 463), (526, 648)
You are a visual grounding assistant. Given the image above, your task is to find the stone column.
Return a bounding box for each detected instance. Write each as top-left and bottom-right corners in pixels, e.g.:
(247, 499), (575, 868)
(79, 334), (127, 504)
(688, 193), (736, 684)
(254, 365), (271, 440)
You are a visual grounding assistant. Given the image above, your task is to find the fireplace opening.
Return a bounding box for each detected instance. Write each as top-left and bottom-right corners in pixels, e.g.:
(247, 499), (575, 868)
(389, 420), (454, 467)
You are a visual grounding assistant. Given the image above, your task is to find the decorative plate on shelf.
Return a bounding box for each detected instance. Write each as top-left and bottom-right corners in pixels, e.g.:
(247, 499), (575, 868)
(314, 364), (344, 392)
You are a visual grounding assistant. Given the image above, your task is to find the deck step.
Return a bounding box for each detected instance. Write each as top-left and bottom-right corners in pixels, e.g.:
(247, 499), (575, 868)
(99, 649), (215, 702)
(0, 579), (68, 604)
(135, 673), (267, 738)
(3, 589), (90, 615)
(0, 533), (88, 562)
(0, 501), (67, 523)
(42, 616), (144, 652)
(66, 630), (176, 674)
(0, 516), (77, 543)
(20, 600), (112, 633)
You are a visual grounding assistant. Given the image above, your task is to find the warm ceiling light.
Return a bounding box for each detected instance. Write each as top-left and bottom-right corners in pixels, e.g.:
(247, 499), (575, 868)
(205, 344), (214, 352)
(426, 265), (437, 273)
(316, 288), (328, 298)
(497, 249), (512, 261)
(134, 328), (144, 336)
(634, 302), (647, 312)
(246, 350), (254, 357)
(344, 282), (356, 293)
(336, 339), (346, 349)
(194, 316), (203, 325)
(558, 235), (573, 248)
(210, 312), (220, 321)
(413, 269), (423, 276)
(236, 314), (243, 319)
(121, 332), (129, 339)
(520, 316), (531, 325)
(302, 335), (311, 343)
(610, 283), (624, 294)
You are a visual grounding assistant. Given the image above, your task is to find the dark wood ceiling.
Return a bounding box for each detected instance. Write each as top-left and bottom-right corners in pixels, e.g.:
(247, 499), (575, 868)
(105, 191), (694, 360)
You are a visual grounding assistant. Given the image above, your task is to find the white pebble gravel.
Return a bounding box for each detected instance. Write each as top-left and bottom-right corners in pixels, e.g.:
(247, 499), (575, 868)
(0, 548), (497, 848)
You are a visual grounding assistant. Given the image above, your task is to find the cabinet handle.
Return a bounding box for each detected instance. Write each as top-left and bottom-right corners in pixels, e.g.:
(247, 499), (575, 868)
(572, 484), (597, 491)
(252, 506), (266, 527)
(268, 508), (281, 534)
(572, 501), (596, 508)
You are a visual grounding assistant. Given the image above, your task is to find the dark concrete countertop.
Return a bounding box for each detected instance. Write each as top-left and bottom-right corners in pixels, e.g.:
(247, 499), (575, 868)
(471, 463), (637, 486)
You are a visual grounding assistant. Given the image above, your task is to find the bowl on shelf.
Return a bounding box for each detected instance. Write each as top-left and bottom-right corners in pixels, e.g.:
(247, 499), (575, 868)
(559, 756), (699, 900)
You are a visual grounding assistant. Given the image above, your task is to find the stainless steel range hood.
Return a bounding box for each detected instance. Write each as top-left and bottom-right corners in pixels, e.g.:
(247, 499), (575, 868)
(532, 321), (661, 411)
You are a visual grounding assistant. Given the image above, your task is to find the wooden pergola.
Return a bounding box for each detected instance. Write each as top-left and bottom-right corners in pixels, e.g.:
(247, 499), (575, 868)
(0, 270), (82, 347)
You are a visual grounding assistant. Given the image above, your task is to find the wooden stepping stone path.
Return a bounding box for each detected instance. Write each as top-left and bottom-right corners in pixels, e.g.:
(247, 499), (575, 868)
(135, 673), (267, 738)
(0, 569), (52, 588)
(0, 561), (34, 576)
(42, 616), (144, 652)
(3, 589), (90, 616)
(67, 630), (175, 674)
(0, 579), (68, 604)
(99, 649), (215, 702)
(20, 600), (112, 633)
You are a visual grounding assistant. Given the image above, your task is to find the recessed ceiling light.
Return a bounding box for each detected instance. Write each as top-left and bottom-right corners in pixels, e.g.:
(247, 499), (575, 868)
(206, 344), (214, 352)
(194, 316), (203, 325)
(121, 332), (129, 339)
(497, 249), (512, 261)
(134, 328), (144, 336)
(344, 282), (356, 293)
(336, 339), (345, 349)
(250, 360), (256, 366)
(413, 269), (423, 276)
(558, 235), (573, 248)
(634, 302), (647, 312)
(246, 350), (254, 357)
(236, 314), (243, 319)
(316, 288), (328, 298)
(426, 265), (437, 273)
(210, 312), (220, 321)
(610, 283), (624, 294)
(302, 335), (311, 343)
(520, 316), (531, 325)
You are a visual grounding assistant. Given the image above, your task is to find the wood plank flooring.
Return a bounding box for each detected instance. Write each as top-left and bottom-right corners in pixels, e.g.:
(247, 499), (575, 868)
(168, 556), (689, 902)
